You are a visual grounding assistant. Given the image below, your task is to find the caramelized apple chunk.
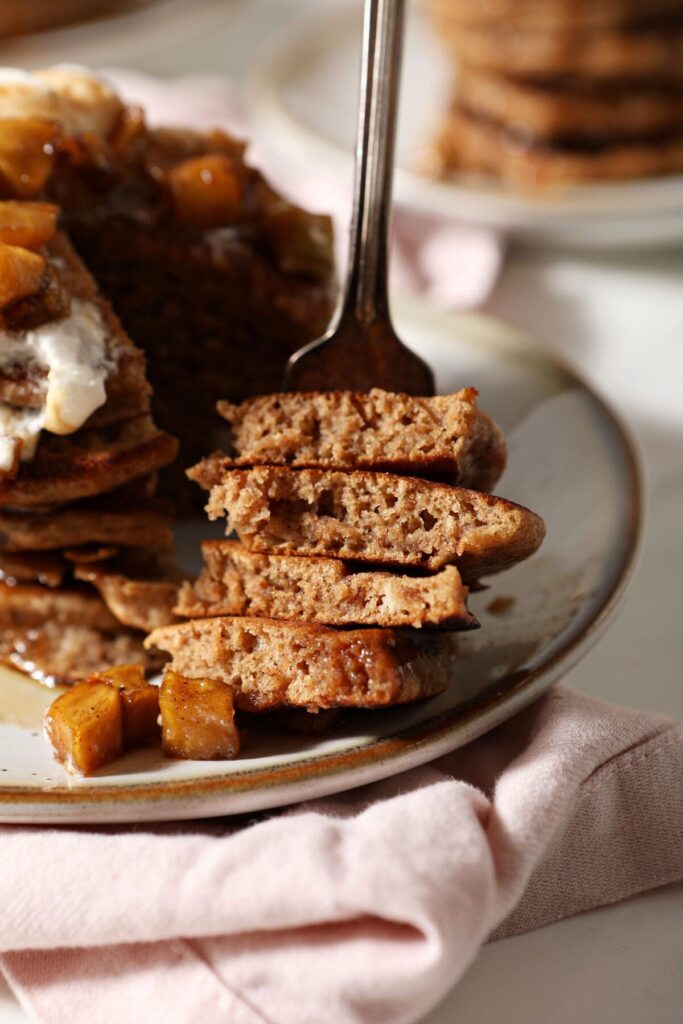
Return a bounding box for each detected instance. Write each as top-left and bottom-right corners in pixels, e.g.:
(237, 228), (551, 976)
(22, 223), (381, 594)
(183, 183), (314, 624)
(166, 154), (246, 228)
(0, 201), (59, 250)
(0, 242), (45, 310)
(260, 203), (334, 278)
(0, 118), (62, 200)
(44, 664), (161, 775)
(160, 670), (240, 760)
(43, 680), (123, 776)
(96, 663), (160, 746)
(144, 128), (246, 183)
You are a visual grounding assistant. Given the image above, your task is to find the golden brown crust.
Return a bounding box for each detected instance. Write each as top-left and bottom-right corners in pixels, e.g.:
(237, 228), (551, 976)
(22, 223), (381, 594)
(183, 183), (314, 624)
(146, 616), (451, 712)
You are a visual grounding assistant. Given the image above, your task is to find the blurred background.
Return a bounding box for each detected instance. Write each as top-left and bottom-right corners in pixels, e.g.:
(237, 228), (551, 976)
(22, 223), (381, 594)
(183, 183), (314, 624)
(0, 0), (294, 73)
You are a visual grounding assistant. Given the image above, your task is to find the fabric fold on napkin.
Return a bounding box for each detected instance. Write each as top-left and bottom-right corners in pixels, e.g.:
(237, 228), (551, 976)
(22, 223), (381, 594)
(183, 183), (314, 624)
(2, 686), (682, 1024)
(107, 69), (504, 309)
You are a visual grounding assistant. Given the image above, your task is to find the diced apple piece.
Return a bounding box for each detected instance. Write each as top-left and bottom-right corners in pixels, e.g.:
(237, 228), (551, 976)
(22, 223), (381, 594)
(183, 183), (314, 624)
(160, 670), (240, 760)
(0, 118), (62, 200)
(0, 241), (45, 310)
(0, 201), (59, 250)
(95, 663), (160, 747)
(43, 681), (123, 776)
(203, 130), (247, 160)
(95, 664), (147, 689)
(260, 202), (334, 277)
(167, 154), (246, 228)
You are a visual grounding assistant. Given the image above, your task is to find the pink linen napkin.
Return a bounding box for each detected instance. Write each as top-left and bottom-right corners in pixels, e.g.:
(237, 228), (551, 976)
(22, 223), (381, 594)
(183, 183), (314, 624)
(1, 685), (682, 1024)
(106, 69), (503, 308)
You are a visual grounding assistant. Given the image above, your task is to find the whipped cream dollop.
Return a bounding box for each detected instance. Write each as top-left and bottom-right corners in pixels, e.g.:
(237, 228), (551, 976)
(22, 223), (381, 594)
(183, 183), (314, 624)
(0, 64), (123, 137)
(0, 299), (114, 464)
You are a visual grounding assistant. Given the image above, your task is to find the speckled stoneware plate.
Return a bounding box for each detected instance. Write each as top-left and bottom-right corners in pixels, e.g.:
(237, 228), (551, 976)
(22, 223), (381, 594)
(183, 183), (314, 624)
(246, 1), (683, 248)
(0, 298), (640, 823)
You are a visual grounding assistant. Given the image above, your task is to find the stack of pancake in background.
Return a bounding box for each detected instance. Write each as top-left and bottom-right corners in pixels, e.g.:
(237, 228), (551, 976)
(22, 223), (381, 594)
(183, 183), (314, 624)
(427, 0), (683, 187)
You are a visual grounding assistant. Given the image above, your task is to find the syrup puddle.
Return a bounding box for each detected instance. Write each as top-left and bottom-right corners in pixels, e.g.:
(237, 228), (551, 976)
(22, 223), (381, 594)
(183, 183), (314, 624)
(0, 666), (60, 729)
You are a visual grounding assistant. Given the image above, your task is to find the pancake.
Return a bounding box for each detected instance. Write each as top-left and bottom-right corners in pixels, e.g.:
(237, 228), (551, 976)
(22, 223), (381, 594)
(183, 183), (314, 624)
(195, 465), (546, 578)
(456, 66), (683, 142)
(431, 9), (683, 82)
(210, 387), (506, 490)
(0, 497), (173, 552)
(146, 616), (451, 712)
(176, 540), (477, 629)
(430, 104), (683, 187)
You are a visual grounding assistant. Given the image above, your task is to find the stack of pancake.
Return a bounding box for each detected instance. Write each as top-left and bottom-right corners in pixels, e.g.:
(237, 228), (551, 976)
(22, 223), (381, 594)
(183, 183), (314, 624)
(146, 389), (545, 715)
(427, 0), (683, 187)
(0, 65), (335, 685)
(0, 202), (178, 682)
(0, 65), (334, 505)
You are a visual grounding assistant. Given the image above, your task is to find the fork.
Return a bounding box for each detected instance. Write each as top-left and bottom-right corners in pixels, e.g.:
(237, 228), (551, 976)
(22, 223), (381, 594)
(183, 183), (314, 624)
(283, 0), (435, 395)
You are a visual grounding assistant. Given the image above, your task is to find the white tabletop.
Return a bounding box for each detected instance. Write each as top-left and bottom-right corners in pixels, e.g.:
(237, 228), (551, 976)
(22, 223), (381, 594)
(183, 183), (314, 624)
(1, 2), (682, 1021)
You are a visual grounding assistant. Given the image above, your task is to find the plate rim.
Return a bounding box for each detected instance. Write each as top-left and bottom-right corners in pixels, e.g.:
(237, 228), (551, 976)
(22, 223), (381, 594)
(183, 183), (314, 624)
(244, 0), (683, 233)
(0, 301), (642, 821)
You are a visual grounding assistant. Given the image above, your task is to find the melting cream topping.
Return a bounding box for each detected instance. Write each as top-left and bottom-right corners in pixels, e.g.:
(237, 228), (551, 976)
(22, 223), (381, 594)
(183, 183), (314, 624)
(0, 299), (113, 464)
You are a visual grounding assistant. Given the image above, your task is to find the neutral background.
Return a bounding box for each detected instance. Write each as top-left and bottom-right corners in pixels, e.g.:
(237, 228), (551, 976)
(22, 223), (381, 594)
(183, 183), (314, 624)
(1, 2), (682, 1021)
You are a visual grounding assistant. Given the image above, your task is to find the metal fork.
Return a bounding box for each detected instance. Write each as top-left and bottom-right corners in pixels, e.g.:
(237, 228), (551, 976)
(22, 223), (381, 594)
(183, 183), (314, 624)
(283, 0), (435, 395)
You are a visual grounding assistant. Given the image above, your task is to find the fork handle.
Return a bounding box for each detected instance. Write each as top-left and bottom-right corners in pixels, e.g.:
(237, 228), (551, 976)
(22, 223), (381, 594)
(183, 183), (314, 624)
(340, 0), (404, 327)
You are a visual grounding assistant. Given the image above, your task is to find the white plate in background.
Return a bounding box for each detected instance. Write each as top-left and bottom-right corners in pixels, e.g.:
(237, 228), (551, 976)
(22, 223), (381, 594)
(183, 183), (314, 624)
(245, 1), (683, 248)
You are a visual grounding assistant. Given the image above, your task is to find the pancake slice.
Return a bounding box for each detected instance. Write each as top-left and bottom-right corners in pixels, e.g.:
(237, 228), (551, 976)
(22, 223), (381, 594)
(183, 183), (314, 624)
(176, 540), (477, 629)
(146, 616), (451, 712)
(196, 466), (545, 577)
(210, 387), (506, 490)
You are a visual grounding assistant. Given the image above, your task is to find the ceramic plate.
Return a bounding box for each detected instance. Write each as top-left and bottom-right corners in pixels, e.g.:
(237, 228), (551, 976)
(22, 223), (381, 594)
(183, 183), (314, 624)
(245, 1), (683, 248)
(0, 298), (640, 823)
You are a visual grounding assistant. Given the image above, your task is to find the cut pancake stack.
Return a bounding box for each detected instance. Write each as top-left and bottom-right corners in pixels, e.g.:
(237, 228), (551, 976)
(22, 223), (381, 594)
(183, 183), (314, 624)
(0, 202), (179, 681)
(147, 388), (545, 715)
(427, 0), (683, 187)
